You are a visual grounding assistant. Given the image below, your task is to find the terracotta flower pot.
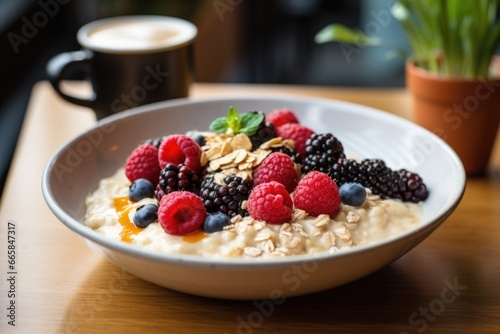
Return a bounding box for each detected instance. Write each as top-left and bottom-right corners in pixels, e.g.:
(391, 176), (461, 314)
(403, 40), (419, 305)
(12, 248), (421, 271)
(406, 61), (500, 175)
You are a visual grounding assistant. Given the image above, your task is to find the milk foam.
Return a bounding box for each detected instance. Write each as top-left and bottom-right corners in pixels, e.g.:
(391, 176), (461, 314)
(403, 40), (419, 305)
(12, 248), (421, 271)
(80, 17), (197, 53)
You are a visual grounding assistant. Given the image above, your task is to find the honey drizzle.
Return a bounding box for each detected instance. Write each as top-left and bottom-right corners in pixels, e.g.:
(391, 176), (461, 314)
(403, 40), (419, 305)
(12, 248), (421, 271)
(182, 230), (208, 243)
(113, 196), (142, 242)
(113, 196), (207, 243)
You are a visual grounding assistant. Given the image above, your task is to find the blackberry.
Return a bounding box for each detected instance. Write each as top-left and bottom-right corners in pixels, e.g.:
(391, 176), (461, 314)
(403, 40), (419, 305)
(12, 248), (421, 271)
(270, 146), (303, 164)
(329, 158), (428, 203)
(199, 173), (253, 217)
(360, 159), (400, 199)
(361, 159), (431, 201)
(248, 111), (276, 150)
(155, 163), (200, 201)
(302, 133), (346, 175)
(398, 169), (429, 203)
(329, 158), (366, 185)
(142, 136), (166, 149)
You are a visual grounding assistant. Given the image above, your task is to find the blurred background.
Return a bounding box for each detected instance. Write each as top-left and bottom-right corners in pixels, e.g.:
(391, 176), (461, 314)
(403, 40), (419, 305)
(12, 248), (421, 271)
(0, 0), (408, 194)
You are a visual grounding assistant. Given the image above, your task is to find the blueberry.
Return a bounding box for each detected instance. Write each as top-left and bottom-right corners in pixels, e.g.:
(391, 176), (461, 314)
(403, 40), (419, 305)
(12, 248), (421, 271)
(129, 178), (155, 202)
(203, 212), (231, 233)
(339, 182), (367, 206)
(193, 134), (206, 147)
(186, 131), (206, 146)
(133, 204), (158, 228)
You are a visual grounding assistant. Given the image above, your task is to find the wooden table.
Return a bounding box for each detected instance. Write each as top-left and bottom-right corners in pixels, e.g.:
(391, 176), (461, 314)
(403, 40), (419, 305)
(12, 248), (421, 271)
(1, 82), (499, 334)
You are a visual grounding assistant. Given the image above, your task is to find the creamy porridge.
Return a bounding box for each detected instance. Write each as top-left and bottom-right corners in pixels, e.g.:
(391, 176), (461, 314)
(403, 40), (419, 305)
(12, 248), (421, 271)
(85, 168), (423, 259)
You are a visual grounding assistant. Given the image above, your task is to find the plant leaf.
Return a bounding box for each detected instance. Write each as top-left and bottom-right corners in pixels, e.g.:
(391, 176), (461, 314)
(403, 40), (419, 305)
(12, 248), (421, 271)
(392, 1), (433, 70)
(479, 21), (500, 76)
(227, 106), (238, 122)
(209, 117), (229, 134)
(226, 106), (241, 133)
(383, 49), (410, 61)
(320, 0), (500, 77)
(315, 24), (381, 46)
(239, 112), (264, 136)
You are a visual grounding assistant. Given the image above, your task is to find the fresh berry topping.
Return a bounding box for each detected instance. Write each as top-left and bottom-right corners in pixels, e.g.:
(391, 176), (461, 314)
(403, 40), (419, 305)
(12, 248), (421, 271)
(270, 145), (303, 164)
(142, 136), (166, 149)
(248, 111), (277, 150)
(275, 123), (314, 158)
(158, 191), (206, 235)
(253, 152), (298, 193)
(158, 134), (202, 173)
(329, 158), (366, 185)
(329, 158), (429, 203)
(129, 178), (155, 202)
(361, 159), (397, 198)
(360, 159), (430, 202)
(155, 163), (200, 201)
(133, 203), (158, 228)
(247, 181), (293, 224)
(302, 133), (346, 175)
(199, 173), (252, 217)
(185, 131), (206, 147)
(266, 108), (299, 128)
(125, 143), (161, 186)
(293, 171), (341, 216)
(339, 183), (367, 206)
(203, 212), (231, 233)
(397, 169), (429, 203)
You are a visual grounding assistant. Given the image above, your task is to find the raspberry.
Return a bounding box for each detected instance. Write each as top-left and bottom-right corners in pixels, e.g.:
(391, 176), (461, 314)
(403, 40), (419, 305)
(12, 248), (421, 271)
(247, 181), (293, 224)
(293, 171), (341, 216)
(266, 108), (299, 128)
(158, 191), (206, 235)
(158, 134), (202, 173)
(275, 123), (314, 158)
(125, 143), (161, 186)
(253, 152), (298, 193)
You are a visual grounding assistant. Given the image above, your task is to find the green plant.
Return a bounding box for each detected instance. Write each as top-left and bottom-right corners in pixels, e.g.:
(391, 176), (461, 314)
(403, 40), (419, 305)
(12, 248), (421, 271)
(315, 0), (500, 78)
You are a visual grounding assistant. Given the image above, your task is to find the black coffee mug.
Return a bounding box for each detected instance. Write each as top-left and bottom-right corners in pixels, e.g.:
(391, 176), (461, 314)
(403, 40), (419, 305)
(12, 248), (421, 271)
(47, 16), (197, 120)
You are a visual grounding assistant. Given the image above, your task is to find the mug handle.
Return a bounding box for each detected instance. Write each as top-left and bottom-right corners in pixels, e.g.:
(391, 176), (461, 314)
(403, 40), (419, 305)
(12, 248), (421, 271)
(46, 50), (96, 109)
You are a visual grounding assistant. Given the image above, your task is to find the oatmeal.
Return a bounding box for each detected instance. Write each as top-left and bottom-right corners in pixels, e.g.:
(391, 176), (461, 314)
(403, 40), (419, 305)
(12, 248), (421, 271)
(85, 107), (428, 259)
(85, 168), (423, 259)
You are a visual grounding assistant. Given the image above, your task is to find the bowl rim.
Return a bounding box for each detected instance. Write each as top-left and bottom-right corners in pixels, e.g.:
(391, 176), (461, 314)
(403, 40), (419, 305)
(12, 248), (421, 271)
(41, 95), (466, 267)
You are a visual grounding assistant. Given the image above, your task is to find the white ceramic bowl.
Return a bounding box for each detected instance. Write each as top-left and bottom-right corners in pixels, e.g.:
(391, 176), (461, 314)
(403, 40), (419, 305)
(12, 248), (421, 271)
(42, 97), (465, 300)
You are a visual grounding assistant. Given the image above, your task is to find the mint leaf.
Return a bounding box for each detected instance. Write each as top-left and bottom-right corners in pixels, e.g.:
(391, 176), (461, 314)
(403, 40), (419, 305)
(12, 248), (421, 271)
(209, 107), (262, 135)
(227, 106), (238, 121)
(209, 116), (229, 133)
(239, 112), (264, 136)
(226, 106), (241, 133)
